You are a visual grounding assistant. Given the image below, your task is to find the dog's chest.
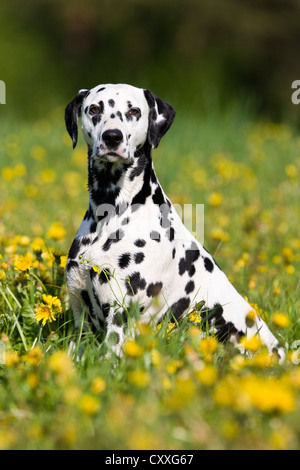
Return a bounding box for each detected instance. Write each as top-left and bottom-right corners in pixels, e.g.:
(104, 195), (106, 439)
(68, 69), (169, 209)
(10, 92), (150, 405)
(67, 198), (193, 302)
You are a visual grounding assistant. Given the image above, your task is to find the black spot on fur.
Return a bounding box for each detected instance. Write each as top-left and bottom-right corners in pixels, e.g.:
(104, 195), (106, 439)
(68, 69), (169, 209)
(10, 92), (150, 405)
(108, 99), (115, 108)
(101, 303), (110, 318)
(116, 111), (123, 122)
(92, 114), (101, 126)
(97, 87), (105, 93)
(126, 272), (146, 296)
(165, 226), (175, 241)
(131, 152), (152, 205)
(201, 303), (244, 343)
(107, 331), (120, 346)
(102, 229), (125, 252)
(99, 268), (111, 284)
(68, 238), (81, 259)
(172, 248), (176, 259)
(66, 260), (78, 271)
(134, 239), (146, 247)
(112, 310), (127, 327)
(152, 185), (165, 206)
(81, 236), (91, 246)
(169, 297), (190, 320)
(204, 257), (214, 273)
(134, 252), (145, 264)
(178, 241), (200, 276)
(118, 253), (131, 269)
(185, 280), (195, 294)
(90, 221), (97, 232)
(81, 290), (97, 322)
(146, 282), (163, 297)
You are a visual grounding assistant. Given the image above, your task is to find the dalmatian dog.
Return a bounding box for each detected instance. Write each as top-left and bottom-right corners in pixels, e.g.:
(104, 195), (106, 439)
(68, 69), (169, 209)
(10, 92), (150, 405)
(65, 83), (284, 361)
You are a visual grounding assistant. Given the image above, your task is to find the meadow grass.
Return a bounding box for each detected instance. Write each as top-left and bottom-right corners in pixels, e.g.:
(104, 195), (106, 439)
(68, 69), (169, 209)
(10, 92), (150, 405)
(0, 104), (299, 449)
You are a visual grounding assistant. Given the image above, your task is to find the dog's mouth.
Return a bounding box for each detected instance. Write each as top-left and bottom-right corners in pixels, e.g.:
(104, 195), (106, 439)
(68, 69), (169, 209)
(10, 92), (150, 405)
(93, 150), (131, 162)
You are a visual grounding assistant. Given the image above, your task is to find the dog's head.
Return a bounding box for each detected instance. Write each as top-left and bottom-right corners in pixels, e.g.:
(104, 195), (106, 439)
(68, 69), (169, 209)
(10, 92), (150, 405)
(65, 83), (175, 162)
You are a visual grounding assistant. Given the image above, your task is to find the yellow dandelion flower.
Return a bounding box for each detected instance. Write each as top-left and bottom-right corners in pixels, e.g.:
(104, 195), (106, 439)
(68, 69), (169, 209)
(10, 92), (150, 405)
(285, 164), (298, 179)
(208, 192), (223, 207)
(91, 376), (106, 394)
(124, 339), (144, 357)
(167, 359), (184, 374)
(286, 265), (295, 275)
(27, 372), (39, 389)
(47, 222), (66, 241)
(199, 337), (218, 358)
(1, 167), (15, 181)
(48, 350), (74, 381)
(282, 247), (294, 263)
(22, 346), (44, 366)
(210, 228), (229, 242)
(195, 364), (218, 386)
(92, 265), (101, 274)
(272, 312), (291, 329)
(79, 394), (100, 415)
(188, 311), (202, 323)
(40, 168), (56, 184)
(240, 335), (262, 352)
(127, 369), (150, 388)
(14, 253), (34, 272)
(34, 303), (56, 325)
(31, 237), (45, 253)
(60, 255), (67, 268)
(34, 294), (62, 325)
(150, 349), (161, 367)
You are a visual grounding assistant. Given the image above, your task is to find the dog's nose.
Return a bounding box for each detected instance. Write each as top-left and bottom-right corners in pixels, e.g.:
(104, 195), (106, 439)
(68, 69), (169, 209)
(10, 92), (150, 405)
(102, 129), (123, 149)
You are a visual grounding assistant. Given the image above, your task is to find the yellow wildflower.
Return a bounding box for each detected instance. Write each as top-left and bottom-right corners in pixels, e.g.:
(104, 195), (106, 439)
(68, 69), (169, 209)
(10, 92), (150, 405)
(92, 265), (101, 274)
(199, 337), (218, 360)
(272, 312), (291, 329)
(210, 228), (229, 242)
(60, 255), (67, 268)
(124, 339), (144, 357)
(27, 372), (39, 389)
(240, 335), (262, 352)
(208, 192), (223, 207)
(22, 346), (44, 366)
(150, 349), (161, 367)
(167, 359), (184, 374)
(14, 253), (34, 272)
(127, 369), (150, 388)
(47, 222), (66, 241)
(34, 294), (62, 325)
(195, 364), (218, 386)
(79, 394), (100, 415)
(48, 350), (74, 382)
(31, 237), (45, 253)
(188, 311), (202, 323)
(285, 164), (298, 179)
(91, 376), (106, 394)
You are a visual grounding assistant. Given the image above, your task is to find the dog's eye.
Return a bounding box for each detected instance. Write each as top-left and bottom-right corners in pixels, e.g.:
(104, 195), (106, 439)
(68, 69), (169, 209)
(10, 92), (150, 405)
(89, 105), (101, 115)
(128, 108), (141, 116)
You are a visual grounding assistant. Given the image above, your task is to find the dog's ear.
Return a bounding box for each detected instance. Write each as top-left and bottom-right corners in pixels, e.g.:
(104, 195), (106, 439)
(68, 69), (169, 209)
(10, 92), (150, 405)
(65, 89), (89, 149)
(144, 89), (176, 149)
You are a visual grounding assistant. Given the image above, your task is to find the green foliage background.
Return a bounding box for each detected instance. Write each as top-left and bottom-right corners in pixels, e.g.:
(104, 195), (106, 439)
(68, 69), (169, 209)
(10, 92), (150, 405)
(1, 0), (300, 120)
